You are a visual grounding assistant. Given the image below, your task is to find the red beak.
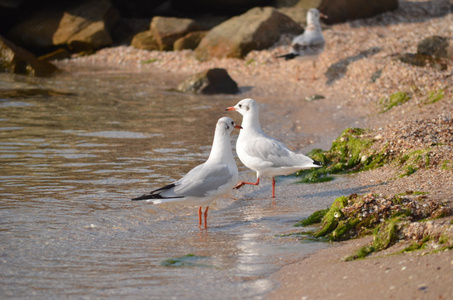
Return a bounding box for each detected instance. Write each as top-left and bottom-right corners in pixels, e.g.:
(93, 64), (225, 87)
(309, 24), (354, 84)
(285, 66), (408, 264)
(234, 125), (242, 129)
(226, 107), (236, 111)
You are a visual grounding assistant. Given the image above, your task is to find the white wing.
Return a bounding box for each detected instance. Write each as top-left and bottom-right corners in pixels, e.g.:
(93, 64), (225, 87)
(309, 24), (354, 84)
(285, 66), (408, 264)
(172, 163), (236, 198)
(243, 136), (314, 169)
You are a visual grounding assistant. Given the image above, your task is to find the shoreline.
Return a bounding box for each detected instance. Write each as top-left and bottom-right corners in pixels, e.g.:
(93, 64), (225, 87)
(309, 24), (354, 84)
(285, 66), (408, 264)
(51, 3), (453, 297)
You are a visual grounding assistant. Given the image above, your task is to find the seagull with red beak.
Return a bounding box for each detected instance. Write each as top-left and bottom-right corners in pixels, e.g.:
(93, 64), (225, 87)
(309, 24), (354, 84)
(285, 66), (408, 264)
(132, 117), (241, 229)
(226, 98), (321, 199)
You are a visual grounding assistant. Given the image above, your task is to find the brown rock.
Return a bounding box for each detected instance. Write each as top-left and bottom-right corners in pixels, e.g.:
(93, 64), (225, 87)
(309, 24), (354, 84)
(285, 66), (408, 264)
(174, 31), (207, 51)
(195, 7), (303, 61)
(7, 0), (119, 51)
(131, 31), (160, 50)
(150, 16), (202, 51)
(276, 0), (323, 25)
(0, 35), (59, 77)
(319, 0), (398, 24)
(177, 68), (239, 94)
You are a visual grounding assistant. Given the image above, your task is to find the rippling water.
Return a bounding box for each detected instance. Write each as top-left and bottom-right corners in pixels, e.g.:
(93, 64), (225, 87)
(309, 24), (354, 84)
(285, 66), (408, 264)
(0, 71), (355, 298)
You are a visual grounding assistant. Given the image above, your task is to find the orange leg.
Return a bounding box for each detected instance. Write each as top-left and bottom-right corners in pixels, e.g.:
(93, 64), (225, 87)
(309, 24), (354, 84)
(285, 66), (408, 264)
(272, 177), (276, 198)
(198, 206), (210, 229)
(234, 178), (260, 190)
(204, 206), (209, 229)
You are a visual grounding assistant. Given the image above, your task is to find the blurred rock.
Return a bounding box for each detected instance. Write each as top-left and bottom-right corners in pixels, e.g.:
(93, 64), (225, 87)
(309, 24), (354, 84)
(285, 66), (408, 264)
(417, 36), (449, 59)
(0, 35), (59, 76)
(7, 0), (119, 52)
(319, 0), (398, 24)
(275, 0), (322, 25)
(195, 7), (302, 61)
(150, 16), (202, 51)
(399, 36), (450, 71)
(177, 68), (239, 94)
(174, 31), (207, 51)
(131, 31), (159, 50)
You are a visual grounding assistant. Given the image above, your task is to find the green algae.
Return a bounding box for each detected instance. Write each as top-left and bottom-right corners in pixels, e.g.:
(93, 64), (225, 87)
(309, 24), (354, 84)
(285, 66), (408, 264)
(379, 91), (411, 112)
(424, 89), (444, 104)
(297, 125), (437, 183)
(161, 254), (212, 268)
(141, 58), (158, 64)
(297, 128), (387, 183)
(345, 217), (404, 260)
(294, 208), (329, 227)
(297, 192), (452, 260)
(312, 196), (348, 239)
(441, 160), (452, 171)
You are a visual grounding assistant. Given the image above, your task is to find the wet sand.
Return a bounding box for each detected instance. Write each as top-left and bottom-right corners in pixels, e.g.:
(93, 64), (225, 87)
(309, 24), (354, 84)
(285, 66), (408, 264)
(53, 1), (453, 298)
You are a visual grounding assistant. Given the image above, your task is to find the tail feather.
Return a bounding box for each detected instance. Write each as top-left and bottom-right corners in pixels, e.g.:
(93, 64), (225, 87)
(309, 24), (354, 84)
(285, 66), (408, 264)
(131, 183), (182, 201)
(313, 160), (323, 167)
(276, 53), (299, 60)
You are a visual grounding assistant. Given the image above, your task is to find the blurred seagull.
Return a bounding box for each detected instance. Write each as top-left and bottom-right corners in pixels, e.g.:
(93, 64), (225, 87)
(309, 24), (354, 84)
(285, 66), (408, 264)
(131, 117), (241, 229)
(277, 8), (327, 81)
(226, 98), (321, 199)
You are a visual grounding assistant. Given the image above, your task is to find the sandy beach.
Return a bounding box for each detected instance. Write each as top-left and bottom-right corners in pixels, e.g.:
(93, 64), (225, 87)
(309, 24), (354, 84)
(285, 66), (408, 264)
(53, 1), (453, 298)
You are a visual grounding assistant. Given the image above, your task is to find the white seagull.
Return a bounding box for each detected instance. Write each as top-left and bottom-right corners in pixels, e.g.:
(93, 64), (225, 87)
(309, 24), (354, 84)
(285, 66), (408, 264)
(226, 98), (321, 199)
(132, 117), (241, 229)
(277, 8), (327, 81)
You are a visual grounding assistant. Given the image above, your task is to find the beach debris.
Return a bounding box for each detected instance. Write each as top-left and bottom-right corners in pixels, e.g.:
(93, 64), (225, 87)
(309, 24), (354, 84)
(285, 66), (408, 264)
(305, 94), (326, 102)
(398, 35), (450, 70)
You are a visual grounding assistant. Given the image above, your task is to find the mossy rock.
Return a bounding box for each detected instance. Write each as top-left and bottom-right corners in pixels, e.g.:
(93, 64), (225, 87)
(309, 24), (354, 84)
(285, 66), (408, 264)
(297, 128), (387, 183)
(300, 192), (450, 243)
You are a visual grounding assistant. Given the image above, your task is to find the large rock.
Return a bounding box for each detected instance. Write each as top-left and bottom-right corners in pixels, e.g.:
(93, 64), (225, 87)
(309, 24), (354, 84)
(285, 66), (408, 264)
(318, 0), (398, 24)
(177, 68), (239, 94)
(195, 7), (303, 61)
(131, 31), (159, 50)
(276, 0), (323, 25)
(174, 31), (207, 51)
(150, 16), (202, 51)
(0, 35), (58, 77)
(7, 0), (119, 51)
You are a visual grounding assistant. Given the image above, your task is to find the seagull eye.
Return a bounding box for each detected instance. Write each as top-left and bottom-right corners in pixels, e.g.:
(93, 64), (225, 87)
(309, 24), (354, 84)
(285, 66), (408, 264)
(238, 104), (242, 108)
(231, 121), (234, 125)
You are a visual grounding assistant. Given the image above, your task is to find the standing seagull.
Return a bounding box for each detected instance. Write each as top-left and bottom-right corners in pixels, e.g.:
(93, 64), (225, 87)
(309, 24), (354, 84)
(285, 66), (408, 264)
(226, 98), (321, 199)
(277, 8), (326, 81)
(131, 117), (241, 229)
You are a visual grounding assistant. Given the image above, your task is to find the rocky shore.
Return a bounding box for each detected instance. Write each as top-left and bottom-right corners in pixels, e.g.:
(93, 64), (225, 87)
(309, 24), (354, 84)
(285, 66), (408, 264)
(4, 0), (452, 298)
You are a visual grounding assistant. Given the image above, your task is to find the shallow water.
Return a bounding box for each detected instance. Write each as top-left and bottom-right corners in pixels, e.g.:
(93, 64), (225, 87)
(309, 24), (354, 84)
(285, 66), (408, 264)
(0, 71), (364, 298)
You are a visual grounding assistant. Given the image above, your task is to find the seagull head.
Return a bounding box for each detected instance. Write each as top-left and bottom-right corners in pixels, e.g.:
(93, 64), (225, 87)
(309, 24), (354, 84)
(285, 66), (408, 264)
(307, 8), (327, 25)
(225, 98), (258, 117)
(217, 117), (242, 135)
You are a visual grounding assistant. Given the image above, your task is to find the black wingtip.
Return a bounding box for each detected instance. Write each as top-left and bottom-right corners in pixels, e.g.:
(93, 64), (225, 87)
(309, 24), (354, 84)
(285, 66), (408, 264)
(313, 160), (323, 166)
(131, 194), (162, 201)
(276, 53), (298, 60)
(131, 194), (150, 201)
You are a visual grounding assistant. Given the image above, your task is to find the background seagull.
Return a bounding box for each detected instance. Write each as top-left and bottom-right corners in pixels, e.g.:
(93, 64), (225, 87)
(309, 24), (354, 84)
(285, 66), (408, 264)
(226, 98), (321, 199)
(277, 8), (327, 81)
(131, 117), (241, 229)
